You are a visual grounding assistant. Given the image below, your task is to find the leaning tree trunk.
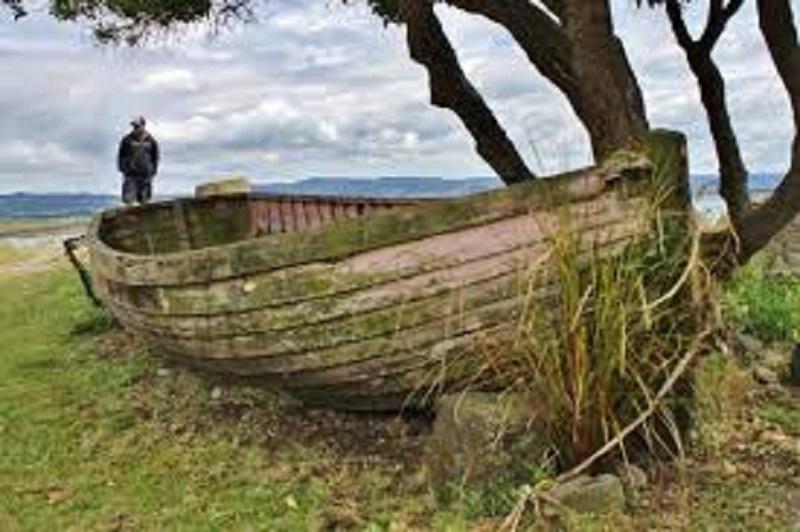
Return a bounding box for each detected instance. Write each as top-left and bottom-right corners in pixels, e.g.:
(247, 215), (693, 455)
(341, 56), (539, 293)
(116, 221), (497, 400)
(736, 0), (800, 261)
(398, 0), (535, 184)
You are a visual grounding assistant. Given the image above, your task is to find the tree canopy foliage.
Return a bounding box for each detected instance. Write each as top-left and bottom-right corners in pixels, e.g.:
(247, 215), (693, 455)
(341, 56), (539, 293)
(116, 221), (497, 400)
(2, 0), (251, 43)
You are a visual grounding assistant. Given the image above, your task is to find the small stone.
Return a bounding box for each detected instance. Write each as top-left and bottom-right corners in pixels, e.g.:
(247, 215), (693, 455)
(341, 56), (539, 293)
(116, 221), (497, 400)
(719, 460), (738, 477)
(759, 429), (789, 446)
(736, 332), (764, 359)
(765, 383), (789, 400)
(320, 505), (364, 530)
(284, 494), (299, 510)
(753, 366), (779, 385)
(550, 474), (626, 514)
(210, 387), (223, 400)
(617, 464), (647, 489)
(156, 368), (171, 378)
(45, 486), (70, 505)
(242, 281), (257, 294)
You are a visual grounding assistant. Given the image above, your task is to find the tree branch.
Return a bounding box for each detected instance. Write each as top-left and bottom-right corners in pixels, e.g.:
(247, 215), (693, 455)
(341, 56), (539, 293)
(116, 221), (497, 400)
(1, 0), (25, 19)
(665, 0), (750, 228)
(398, 0), (535, 184)
(665, 0), (696, 51)
(700, 0), (745, 50)
(444, 0), (577, 100)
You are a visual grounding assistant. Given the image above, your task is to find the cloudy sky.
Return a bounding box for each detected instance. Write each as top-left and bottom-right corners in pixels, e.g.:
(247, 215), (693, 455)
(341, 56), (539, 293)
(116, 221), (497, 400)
(0, 0), (794, 195)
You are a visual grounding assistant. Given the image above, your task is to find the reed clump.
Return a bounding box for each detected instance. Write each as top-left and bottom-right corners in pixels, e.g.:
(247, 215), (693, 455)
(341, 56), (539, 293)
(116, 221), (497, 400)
(474, 151), (712, 471)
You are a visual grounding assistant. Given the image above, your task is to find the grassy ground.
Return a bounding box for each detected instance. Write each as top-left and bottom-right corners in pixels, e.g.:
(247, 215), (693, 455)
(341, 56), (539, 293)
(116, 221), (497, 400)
(0, 217), (91, 277)
(0, 268), (442, 531)
(0, 260), (798, 530)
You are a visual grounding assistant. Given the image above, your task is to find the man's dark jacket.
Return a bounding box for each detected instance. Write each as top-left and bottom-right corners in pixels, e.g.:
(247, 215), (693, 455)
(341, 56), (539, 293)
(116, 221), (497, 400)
(117, 132), (160, 178)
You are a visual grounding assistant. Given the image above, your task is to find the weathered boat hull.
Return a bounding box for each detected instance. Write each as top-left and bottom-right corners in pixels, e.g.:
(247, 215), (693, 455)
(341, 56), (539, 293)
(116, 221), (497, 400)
(88, 133), (688, 411)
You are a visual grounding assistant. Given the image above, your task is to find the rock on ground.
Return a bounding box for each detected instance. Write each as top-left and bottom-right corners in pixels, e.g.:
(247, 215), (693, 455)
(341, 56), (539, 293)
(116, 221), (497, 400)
(753, 366), (780, 385)
(735, 332), (765, 362)
(550, 474), (626, 514)
(424, 393), (551, 493)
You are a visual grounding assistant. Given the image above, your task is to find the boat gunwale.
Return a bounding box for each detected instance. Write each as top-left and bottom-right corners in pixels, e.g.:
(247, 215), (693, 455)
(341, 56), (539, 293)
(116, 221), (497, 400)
(88, 167), (621, 287)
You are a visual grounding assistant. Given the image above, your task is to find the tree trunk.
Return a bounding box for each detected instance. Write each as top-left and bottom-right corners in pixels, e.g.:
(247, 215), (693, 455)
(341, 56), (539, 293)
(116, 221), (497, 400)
(663, 0), (753, 256)
(447, 0), (649, 161)
(685, 49), (750, 227)
(736, 0), (800, 261)
(562, 0), (650, 160)
(398, 0), (535, 184)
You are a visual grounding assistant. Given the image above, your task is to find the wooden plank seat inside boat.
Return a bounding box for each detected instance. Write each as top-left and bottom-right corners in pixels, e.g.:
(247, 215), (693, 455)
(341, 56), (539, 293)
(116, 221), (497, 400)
(87, 132), (688, 411)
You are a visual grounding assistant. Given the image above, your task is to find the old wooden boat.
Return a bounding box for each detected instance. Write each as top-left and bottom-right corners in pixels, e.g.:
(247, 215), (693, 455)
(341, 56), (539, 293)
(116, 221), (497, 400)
(86, 132), (689, 411)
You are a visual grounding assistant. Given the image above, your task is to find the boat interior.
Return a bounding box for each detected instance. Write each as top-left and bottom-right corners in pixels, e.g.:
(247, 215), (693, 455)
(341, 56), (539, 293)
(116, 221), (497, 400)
(98, 194), (418, 255)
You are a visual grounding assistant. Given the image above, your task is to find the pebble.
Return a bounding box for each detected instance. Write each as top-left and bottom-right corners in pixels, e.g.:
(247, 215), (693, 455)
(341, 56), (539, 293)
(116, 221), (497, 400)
(719, 460), (738, 477)
(759, 430), (788, 446)
(618, 464), (648, 489)
(753, 366), (779, 385)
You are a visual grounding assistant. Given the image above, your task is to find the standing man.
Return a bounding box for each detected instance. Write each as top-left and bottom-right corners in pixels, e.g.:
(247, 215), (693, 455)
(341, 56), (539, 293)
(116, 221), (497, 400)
(117, 116), (159, 205)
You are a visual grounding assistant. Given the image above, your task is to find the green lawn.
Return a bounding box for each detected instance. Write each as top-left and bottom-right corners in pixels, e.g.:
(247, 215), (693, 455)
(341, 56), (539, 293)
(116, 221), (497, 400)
(0, 268), (439, 531)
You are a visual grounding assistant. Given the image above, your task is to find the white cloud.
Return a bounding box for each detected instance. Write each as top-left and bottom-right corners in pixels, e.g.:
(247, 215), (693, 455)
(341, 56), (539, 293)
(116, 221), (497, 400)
(136, 68), (200, 92)
(154, 116), (214, 143)
(0, 140), (78, 170)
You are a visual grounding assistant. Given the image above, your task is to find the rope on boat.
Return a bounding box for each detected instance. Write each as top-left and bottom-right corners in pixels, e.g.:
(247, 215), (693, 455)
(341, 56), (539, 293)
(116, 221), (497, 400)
(63, 235), (102, 307)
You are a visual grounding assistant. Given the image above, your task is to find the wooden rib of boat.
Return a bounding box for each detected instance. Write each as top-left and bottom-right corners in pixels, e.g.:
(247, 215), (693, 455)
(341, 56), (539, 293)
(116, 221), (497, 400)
(87, 131), (690, 411)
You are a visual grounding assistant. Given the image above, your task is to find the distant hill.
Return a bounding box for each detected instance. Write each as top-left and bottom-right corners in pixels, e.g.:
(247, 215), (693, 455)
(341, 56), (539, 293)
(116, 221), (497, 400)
(0, 193), (117, 219)
(0, 174), (782, 219)
(255, 176), (503, 198)
(691, 173), (780, 195)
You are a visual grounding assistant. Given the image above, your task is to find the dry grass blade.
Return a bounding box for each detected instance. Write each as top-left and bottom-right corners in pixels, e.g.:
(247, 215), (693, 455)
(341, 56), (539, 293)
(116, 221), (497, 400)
(555, 326), (710, 485)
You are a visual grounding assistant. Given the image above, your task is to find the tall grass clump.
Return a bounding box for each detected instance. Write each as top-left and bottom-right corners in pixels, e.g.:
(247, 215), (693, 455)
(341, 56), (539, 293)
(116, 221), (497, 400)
(476, 139), (712, 470)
